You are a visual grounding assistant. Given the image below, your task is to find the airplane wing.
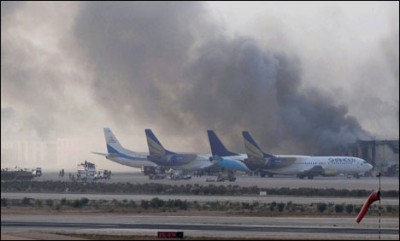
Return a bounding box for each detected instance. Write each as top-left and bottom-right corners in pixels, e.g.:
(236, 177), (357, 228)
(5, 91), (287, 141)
(91, 152), (108, 156)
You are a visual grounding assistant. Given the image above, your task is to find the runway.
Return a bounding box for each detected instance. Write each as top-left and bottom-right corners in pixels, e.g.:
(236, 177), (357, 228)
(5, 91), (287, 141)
(2, 173), (399, 239)
(2, 215), (399, 240)
(3, 220), (400, 234)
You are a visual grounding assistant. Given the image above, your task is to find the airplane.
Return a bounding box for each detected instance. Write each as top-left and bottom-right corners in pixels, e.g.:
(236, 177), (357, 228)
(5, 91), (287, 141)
(207, 130), (250, 173)
(145, 129), (213, 171)
(92, 128), (157, 169)
(242, 131), (374, 179)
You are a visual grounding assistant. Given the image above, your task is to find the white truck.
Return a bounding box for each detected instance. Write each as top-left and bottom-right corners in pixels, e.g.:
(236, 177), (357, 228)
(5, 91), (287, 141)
(167, 170), (192, 180)
(95, 169), (111, 179)
(76, 161), (96, 181)
(32, 167), (42, 177)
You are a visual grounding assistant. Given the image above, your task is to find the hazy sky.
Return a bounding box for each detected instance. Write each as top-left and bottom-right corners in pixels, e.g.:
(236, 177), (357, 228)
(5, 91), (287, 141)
(1, 1), (398, 170)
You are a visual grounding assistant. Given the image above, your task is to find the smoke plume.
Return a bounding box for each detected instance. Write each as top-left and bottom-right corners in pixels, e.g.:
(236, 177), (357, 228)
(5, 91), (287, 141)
(74, 2), (373, 154)
(1, 2), (397, 170)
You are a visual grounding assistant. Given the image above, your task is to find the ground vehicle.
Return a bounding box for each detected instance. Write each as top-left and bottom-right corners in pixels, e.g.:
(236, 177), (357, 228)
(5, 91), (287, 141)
(149, 173), (167, 180)
(77, 161), (96, 181)
(95, 169), (111, 179)
(144, 166), (166, 179)
(167, 170), (192, 180)
(216, 171), (236, 182)
(32, 167), (42, 177)
(142, 166), (157, 175)
(169, 173), (192, 180)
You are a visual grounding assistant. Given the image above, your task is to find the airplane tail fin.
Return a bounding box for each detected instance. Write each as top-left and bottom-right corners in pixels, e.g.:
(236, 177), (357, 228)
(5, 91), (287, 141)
(242, 131), (274, 159)
(104, 128), (124, 154)
(207, 130), (238, 157)
(145, 129), (175, 156)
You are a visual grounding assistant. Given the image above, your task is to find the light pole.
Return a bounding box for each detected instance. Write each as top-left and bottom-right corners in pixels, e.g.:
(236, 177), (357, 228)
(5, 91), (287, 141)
(377, 171), (381, 240)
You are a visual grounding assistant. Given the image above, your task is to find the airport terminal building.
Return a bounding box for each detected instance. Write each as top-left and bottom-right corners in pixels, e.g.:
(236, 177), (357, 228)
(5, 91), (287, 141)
(1, 138), (84, 171)
(347, 140), (399, 176)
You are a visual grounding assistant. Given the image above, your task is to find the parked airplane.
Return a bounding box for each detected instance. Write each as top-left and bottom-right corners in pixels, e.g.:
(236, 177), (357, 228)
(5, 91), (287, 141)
(207, 130), (250, 173)
(145, 129), (213, 171)
(147, 129), (252, 173)
(92, 128), (157, 169)
(242, 131), (373, 179)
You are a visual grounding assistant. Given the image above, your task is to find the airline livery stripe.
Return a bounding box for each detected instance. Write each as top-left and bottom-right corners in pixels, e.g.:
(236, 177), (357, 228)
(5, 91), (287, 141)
(244, 139), (263, 158)
(147, 137), (165, 155)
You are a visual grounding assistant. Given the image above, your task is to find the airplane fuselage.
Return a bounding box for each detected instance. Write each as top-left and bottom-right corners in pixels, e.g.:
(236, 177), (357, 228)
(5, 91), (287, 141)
(212, 154), (249, 172)
(265, 155), (373, 177)
(106, 152), (157, 168)
(147, 153), (213, 171)
(241, 131), (373, 179)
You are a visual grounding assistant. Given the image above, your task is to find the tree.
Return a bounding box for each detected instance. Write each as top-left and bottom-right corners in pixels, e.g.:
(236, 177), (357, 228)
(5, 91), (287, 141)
(317, 203), (327, 213)
(277, 202), (285, 212)
(335, 204), (344, 213)
(345, 204), (354, 214)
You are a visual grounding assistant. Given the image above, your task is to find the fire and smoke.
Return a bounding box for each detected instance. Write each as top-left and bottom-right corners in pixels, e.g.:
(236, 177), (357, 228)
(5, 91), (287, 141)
(1, 2), (398, 169)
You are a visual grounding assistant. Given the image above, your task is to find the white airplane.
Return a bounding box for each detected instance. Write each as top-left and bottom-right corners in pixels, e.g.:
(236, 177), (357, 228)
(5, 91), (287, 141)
(242, 131), (374, 179)
(92, 128), (157, 169)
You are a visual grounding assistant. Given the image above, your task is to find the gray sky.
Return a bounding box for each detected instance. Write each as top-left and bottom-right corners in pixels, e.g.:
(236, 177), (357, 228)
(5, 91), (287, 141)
(1, 1), (398, 171)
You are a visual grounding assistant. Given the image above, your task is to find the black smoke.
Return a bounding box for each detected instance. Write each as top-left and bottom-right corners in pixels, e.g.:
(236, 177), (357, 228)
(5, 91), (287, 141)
(73, 2), (372, 154)
(181, 37), (370, 154)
